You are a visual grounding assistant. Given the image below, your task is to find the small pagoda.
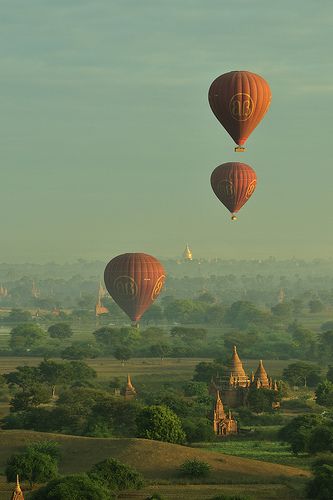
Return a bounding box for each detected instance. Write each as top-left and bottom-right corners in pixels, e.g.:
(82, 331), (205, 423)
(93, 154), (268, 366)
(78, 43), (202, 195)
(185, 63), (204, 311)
(183, 244), (193, 261)
(11, 476), (24, 500)
(124, 374), (136, 400)
(213, 391), (238, 437)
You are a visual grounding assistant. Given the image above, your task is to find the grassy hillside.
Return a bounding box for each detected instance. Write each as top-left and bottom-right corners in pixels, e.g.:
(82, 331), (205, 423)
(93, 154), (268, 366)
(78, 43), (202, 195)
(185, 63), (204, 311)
(0, 430), (310, 499)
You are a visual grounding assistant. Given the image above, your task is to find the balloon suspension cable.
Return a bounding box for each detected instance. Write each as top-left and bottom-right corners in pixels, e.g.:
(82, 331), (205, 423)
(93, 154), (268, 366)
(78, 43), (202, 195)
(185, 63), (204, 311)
(234, 146), (246, 153)
(231, 214), (237, 221)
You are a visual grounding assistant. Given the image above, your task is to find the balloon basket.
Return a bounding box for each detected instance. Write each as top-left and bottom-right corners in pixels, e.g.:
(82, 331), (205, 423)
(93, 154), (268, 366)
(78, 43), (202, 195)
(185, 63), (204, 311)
(231, 215), (237, 221)
(234, 146), (246, 152)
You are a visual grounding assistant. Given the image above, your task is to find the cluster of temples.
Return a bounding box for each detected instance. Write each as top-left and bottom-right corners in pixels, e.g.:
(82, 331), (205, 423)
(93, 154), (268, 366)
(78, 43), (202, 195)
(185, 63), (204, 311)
(211, 346), (279, 436)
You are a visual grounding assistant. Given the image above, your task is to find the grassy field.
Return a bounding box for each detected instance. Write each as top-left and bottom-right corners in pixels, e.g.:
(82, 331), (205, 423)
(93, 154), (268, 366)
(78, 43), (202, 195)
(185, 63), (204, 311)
(0, 430), (310, 500)
(0, 355), (298, 381)
(196, 438), (310, 469)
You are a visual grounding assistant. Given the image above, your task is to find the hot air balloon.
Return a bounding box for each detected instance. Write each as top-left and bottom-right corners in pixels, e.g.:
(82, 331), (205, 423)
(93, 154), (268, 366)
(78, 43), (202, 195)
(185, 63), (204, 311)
(210, 162), (257, 220)
(104, 253), (165, 326)
(208, 71), (271, 151)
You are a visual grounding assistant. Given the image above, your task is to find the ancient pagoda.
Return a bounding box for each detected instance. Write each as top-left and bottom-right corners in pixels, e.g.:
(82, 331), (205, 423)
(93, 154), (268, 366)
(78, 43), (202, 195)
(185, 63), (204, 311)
(95, 281), (109, 317)
(124, 374), (136, 399)
(254, 360), (270, 388)
(210, 346), (279, 407)
(213, 391), (238, 437)
(183, 244), (193, 261)
(11, 476), (24, 500)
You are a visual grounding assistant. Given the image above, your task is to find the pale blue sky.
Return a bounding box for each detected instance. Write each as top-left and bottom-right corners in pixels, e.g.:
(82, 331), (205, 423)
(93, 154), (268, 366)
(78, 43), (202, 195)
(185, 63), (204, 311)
(0, 0), (332, 262)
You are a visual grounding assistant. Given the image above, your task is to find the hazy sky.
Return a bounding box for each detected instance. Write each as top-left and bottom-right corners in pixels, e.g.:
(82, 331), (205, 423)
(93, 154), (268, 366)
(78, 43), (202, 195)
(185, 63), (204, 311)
(0, 0), (332, 263)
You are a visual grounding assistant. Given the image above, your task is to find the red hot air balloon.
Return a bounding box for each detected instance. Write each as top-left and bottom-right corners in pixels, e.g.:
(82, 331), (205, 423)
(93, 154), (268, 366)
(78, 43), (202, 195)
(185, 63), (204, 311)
(208, 71), (271, 151)
(210, 162), (257, 220)
(104, 253), (165, 326)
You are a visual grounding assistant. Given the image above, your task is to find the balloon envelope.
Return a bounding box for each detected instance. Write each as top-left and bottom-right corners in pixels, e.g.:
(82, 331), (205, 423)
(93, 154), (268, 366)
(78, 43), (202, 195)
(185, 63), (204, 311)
(208, 71), (271, 147)
(211, 162), (257, 215)
(104, 253), (165, 323)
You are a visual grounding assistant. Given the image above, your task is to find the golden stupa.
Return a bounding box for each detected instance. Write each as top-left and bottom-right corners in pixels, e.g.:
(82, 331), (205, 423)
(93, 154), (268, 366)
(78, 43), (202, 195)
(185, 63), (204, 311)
(183, 244), (193, 261)
(11, 475), (24, 500)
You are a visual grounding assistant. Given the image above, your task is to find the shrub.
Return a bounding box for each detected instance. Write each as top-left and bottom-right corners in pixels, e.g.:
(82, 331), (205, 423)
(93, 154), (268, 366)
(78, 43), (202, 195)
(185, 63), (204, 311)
(178, 458), (211, 478)
(29, 473), (111, 499)
(26, 440), (61, 462)
(307, 464), (333, 499)
(6, 450), (58, 488)
(137, 405), (186, 444)
(89, 458), (144, 492)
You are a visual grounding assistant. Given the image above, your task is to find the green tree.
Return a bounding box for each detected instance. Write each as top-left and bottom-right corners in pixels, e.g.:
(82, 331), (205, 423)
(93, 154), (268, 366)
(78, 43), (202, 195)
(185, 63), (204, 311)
(39, 359), (68, 397)
(6, 309), (32, 323)
(279, 414), (323, 443)
(247, 387), (276, 413)
(114, 346), (132, 365)
(282, 362), (322, 387)
(307, 463), (333, 499)
(136, 405), (185, 444)
(316, 380), (333, 407)
(326, 366), (333, 383)
(170, 326), (207, 342)
(26, 441), (61, 463)
(319, 331), (333, 361)
(64, 360), (97, 384)
(93, 327), (115, 350)
(193, 360), (226, 383)
(149, 343), (170, 361)
(61, 341), (100, 360)
(291, 327), (317, 358)
(5, 366), (41, 390)
(271, 302), (292, 318)
(164, 299), (209, 324)
(6, 450), (58, 488)
(89, 458), (144, 495)
(321, 321), (333, 332)
(178, 458), (211, 478)
(30, 473), (110, 499)
(183, 381), (209, 398)
(9, 323), (46, 354)
(141, 303), (164, 324)
(279, 414), (325, 454)
(224, 301), (270, 329)
(182, 417), (215, 442)
(10, 384), (51, 412)
(48, 323), (73, 340)
(308, 426), (333, 454)
(309, 299), (324, 313)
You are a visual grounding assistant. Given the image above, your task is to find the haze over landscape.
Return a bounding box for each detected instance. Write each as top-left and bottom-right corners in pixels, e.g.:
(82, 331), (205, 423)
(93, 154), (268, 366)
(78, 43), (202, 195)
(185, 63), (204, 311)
(0, 0), (332, 262)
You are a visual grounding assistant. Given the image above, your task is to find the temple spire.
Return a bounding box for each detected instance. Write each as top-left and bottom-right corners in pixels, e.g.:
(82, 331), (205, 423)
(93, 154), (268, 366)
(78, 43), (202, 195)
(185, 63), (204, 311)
(254, 359), (270, 388)
(228, 346), (248, 385)
(183, 244), (193, 261)
(11, 475), (24, 500)
(214, 390), (226, 420)
(124, 374), (136, 399)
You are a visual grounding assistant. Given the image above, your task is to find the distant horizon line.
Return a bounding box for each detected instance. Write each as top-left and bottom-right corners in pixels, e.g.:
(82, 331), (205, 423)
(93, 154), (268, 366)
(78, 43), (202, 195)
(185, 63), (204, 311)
(0, 255), (333, 266)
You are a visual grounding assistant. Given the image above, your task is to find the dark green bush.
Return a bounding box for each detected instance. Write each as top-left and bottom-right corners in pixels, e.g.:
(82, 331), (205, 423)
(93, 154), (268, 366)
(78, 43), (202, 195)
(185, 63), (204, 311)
(178, 458), (211, 478)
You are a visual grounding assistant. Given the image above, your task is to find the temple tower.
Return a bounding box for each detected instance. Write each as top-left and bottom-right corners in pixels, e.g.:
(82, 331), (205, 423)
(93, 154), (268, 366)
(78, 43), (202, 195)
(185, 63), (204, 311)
(124, 374), (136, 399)
(278, 288), (285, 304)
(253, 360), (270, 388)
(213, 391), (238, 436)
(183, 244), (193, 261)
(11, 475), (24, 500)
(227, 346), (249, 387)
